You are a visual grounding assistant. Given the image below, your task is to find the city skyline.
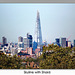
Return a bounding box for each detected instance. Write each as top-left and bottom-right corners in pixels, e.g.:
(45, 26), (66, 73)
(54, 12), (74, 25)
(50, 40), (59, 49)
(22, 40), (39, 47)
(0, 4), (75, 43)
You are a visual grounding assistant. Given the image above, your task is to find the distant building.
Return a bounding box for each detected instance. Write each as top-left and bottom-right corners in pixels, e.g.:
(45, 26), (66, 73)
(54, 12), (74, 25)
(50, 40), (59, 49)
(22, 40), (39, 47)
(18, 36), (24, 52)
(24, 33), (32, 50)
(24, 37), (27, 50)
(61, 38), (66, 47)
(56, 38), (60, 44)
(33, 41), (37, 51)
(35, 48), (41, 57)
(2, 37), (7, 45)
(27, 33), (32, 47)
(18, 36), (23, 42)
(26, 47), (33, 55)
(68, 41), (71, 47)
(18, 42), (24, 48)
(66, 41), (68, 47)
(11, 48), (18, 56)
(36, 51), (42, 57)
(55, 38), (60, 47)
(33, 11), (42, 51)
(66, 41), (71, 47)
(74, 40), (75, 47)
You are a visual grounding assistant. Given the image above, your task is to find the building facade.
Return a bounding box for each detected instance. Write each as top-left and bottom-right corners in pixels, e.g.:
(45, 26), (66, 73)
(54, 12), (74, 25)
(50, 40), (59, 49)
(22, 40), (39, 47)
(34, 11), (42, 47)
(68, 41), (71, 47)
(55, 38), (60, 47)
(18, 36), (24, 52)
(56, 38), (60, 44)
(61, 38), (66, 47)
(18, 36), (23, 42)
(24, 33), (32, 50)
(74, 40), (75, 47)
(2, 37), (7, 45)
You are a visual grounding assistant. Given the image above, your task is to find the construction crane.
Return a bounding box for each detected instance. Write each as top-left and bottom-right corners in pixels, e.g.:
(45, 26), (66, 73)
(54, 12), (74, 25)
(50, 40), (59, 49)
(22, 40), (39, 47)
(66, 35), (71, 41)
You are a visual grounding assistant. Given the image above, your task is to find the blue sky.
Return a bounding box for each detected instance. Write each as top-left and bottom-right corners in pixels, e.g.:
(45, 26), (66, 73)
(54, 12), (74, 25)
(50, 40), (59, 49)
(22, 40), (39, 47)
(0, 3), (75, 43)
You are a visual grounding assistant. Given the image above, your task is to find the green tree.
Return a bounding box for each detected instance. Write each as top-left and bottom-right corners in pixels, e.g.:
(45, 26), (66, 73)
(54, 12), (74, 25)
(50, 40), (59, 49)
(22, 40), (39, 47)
(39, 44), (74, 69)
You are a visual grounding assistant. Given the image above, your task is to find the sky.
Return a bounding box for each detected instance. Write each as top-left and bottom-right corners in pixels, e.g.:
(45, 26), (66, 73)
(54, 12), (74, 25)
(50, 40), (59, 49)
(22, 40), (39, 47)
(0, 3), (75, 44)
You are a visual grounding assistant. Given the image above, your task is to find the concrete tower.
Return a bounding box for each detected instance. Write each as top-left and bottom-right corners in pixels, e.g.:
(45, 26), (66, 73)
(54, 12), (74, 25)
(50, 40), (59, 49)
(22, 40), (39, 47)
(34, 10), (42, 46)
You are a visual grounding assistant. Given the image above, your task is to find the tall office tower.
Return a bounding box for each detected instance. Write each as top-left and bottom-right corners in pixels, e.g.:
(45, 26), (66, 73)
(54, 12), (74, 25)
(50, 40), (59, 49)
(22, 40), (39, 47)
(18, 36), (23, 42)
(55, 38), (60, 47)
(27, 33), (32, 47)
(55, 38), (60, 44)
(24, 33), (32, 50)
(2, 37), (7, 45)
(34, 10), (42, 47)
(18, 36), (24, 49)
(74, 40), (75, 47)
(66, 41), (68, 47)
(61, 38), (66, 48)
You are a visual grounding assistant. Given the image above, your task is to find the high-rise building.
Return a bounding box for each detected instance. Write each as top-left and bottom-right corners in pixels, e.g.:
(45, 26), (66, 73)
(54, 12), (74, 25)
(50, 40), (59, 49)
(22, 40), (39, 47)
(68, 41), (71, 47)
(55, 38), (60, 47)
(61, 38), (66, 48)
(18, 36), (23, 42)
(24, 33), (32, 50)
(55, 38), (60, 44)
(66, 41), (68, 47)
(66, 41), (71, 47)
(27, 33), (32, 47)
(34, 10), (42, 46)
(74, 40), (75, 47)
(2, 37), (7, 45)
(33, 41), (37, 51)
(18, 36), (24, 51)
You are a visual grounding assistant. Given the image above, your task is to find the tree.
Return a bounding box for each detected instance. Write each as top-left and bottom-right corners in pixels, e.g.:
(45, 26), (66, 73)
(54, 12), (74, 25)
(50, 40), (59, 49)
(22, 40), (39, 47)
(39, 44), (75, 69)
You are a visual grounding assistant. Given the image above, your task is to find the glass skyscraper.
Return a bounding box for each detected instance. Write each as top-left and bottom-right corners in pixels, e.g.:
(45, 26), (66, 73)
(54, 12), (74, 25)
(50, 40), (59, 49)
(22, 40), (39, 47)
(61, 38), (66, 48)
(34, 10), (42, 47)
(24, 33), (32, 50)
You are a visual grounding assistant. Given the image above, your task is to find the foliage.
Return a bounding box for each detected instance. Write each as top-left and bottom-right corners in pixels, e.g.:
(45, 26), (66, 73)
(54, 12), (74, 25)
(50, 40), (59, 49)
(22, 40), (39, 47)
(25, 57), (39, 62)
(39, 44), (75, 69)
(0, 53), (25, 69)
(1, 44), (75, 69)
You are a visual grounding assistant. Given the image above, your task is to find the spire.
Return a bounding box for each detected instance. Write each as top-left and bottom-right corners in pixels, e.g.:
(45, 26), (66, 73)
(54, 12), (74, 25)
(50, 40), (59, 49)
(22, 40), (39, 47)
(34, 11), (42, 46)
(37, 10), (39, 16)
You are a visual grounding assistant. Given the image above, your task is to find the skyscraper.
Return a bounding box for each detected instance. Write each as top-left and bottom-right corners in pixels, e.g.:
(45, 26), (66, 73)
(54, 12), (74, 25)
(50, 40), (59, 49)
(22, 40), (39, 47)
(55, 38), (60, 44)
(2, 37), (7, 45)
(18, 36), (24, 49)
(27, 33), (32, 47)
(74, 40), (75, 47)
(34, 10), (42, 47)
(61, 38), (66, 48)
(55, 38), (60, 47)
(18, 36), (23, 42)
(24, 33), (32, 50)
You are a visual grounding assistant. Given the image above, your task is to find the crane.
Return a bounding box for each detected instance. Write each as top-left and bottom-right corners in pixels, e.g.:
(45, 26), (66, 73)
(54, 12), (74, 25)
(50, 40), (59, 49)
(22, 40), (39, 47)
(66, 35), (71, 41)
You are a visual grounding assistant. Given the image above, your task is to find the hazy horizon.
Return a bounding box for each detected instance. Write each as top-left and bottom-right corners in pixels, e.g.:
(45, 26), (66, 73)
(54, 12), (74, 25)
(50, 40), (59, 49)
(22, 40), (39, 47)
(0, 3), (75, 44)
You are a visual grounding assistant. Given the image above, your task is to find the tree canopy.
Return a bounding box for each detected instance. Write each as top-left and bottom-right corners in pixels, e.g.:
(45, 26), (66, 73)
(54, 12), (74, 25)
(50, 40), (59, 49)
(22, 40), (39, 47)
(39, 44), (75, 69)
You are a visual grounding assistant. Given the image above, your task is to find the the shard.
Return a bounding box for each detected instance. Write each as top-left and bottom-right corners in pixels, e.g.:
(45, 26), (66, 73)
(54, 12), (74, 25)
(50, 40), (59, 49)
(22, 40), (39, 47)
(34, 10), (42, 46)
